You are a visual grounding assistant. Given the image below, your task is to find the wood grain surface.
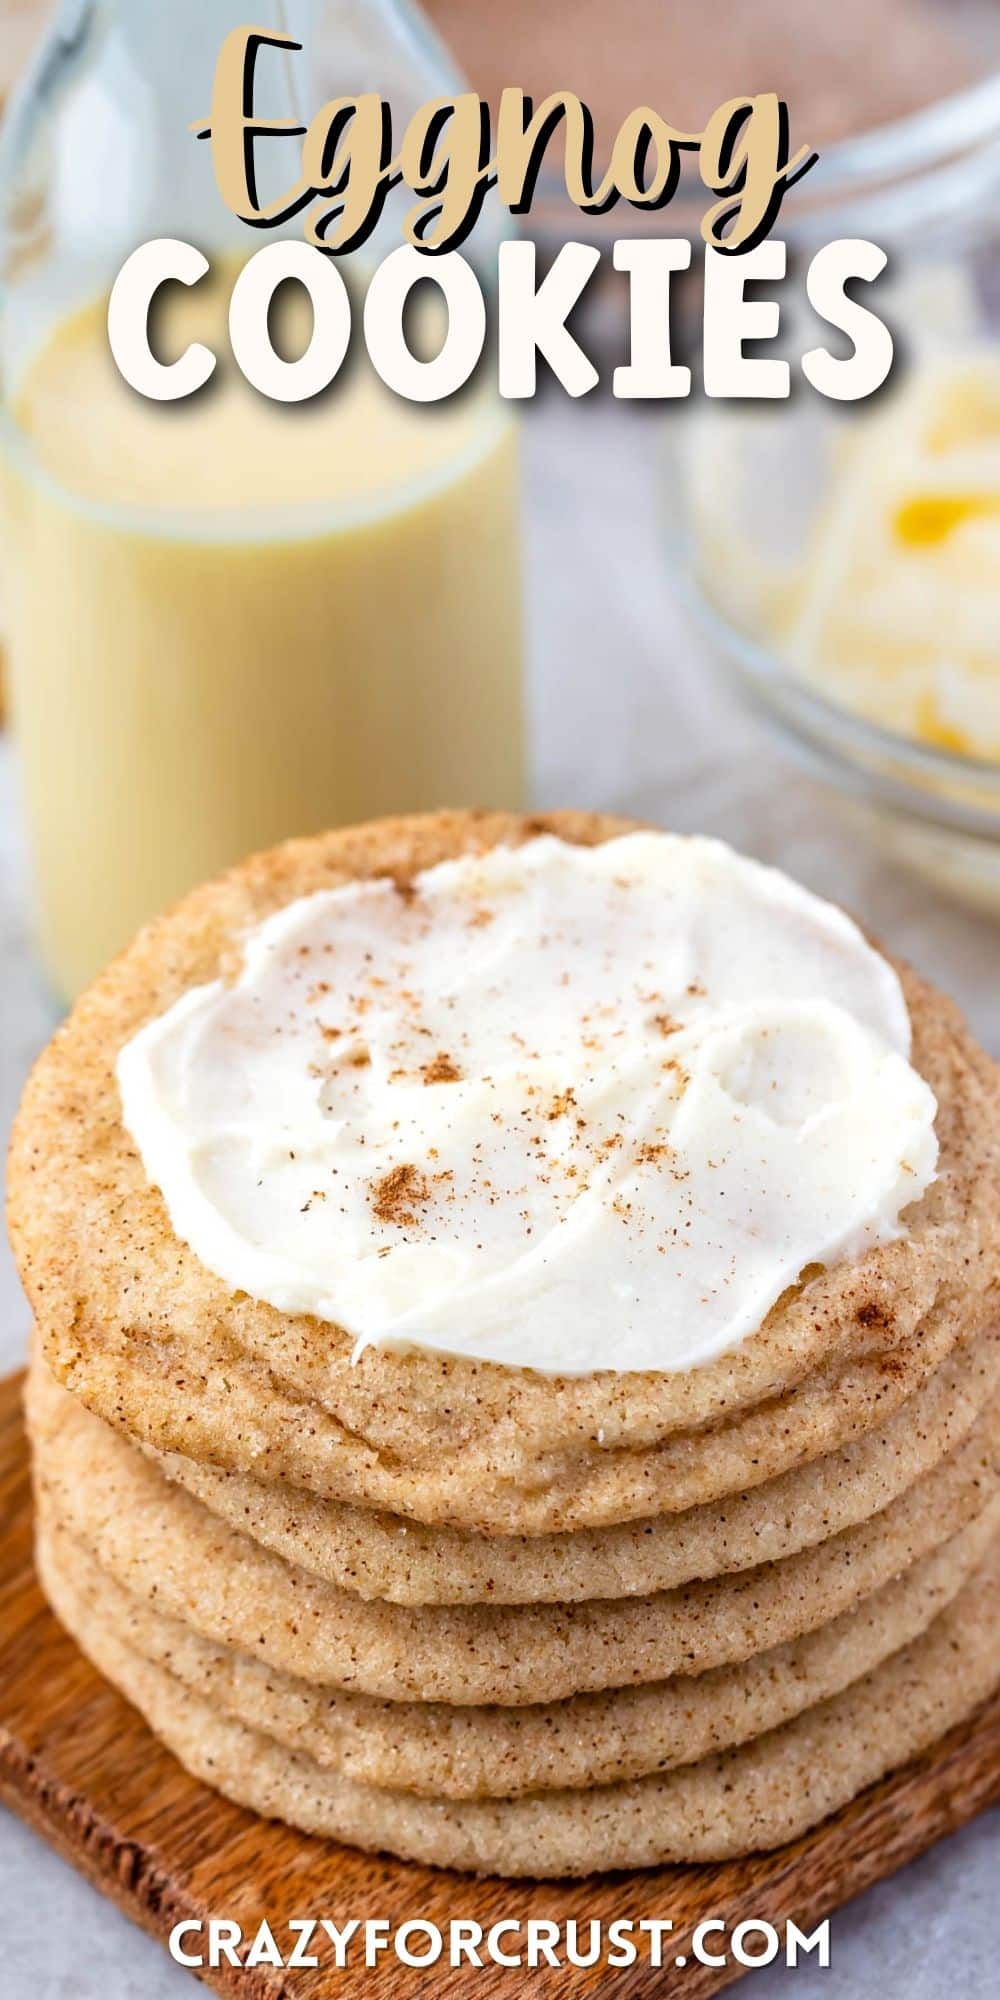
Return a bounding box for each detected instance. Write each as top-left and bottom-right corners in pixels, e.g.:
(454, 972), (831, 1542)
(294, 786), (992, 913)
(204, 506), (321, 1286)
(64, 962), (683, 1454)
(1, 1367), (997, 1998)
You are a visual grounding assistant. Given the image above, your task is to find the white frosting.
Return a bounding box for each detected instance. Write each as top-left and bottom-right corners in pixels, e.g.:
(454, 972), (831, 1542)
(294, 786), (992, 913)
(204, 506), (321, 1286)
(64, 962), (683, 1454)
(116, 834), (938, 1376)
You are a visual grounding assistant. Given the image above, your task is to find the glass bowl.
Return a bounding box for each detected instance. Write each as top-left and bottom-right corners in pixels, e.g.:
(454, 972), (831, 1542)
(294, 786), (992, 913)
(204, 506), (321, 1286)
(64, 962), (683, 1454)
(679, 574), (1000, 911)
(661, 58), (1000, 912)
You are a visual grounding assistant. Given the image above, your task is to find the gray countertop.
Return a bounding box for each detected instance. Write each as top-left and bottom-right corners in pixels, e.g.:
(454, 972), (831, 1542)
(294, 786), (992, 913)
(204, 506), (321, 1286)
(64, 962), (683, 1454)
(0, 397), (996, 1995)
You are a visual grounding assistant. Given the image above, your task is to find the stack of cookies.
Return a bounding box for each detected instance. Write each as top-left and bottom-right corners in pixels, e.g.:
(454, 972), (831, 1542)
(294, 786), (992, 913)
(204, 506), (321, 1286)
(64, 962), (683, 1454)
(11, 811), (1000, 1877)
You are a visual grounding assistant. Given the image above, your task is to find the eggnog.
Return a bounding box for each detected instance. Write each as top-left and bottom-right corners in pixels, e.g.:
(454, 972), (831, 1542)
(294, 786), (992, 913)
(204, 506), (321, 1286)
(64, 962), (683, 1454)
(2, 269), (522, 998)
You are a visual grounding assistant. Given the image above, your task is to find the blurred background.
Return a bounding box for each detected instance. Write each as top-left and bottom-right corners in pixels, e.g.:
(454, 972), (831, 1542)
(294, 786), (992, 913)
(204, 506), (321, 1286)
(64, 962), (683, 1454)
(0, 5), (999, 1995)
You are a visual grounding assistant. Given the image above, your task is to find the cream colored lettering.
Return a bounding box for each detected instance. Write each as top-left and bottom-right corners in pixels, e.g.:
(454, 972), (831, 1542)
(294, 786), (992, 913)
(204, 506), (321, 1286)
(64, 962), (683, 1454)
(197, 39), (816, 255)
(607, 108), (698, 208)
(495, 90), (602, 211)
(300, 96), (395, 251)
(398, 95), (495, 251)
(700, 95), (815, 251)
(193, 26), (310, 226)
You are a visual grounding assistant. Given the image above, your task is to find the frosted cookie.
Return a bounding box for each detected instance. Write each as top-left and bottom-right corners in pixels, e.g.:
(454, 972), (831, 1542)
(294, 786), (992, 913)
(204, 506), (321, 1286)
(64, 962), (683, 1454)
(39, 1502), (997, 1800)
(36, 1533), (1000, 1876)
(30, 1356), (1000, 1706)
(11, 811), (1000, 1535)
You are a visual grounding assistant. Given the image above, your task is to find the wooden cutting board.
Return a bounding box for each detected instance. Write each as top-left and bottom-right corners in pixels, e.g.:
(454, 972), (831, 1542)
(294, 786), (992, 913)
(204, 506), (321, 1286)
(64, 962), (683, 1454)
(1, 1366), (997, 1998)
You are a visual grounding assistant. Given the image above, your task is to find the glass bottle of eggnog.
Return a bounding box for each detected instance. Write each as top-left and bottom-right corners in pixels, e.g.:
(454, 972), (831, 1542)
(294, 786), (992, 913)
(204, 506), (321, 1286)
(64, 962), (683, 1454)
(0, 0), (523, 1000)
